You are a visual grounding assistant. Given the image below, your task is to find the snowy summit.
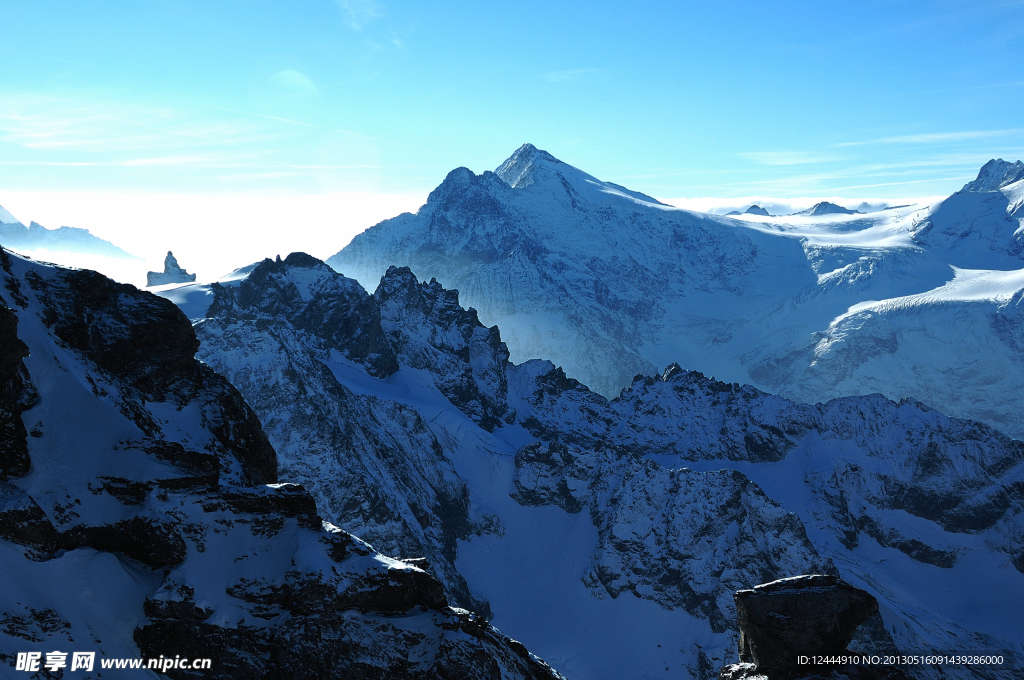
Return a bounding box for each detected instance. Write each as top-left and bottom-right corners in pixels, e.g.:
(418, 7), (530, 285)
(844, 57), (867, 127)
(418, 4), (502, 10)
(329, 147), (1024, 440)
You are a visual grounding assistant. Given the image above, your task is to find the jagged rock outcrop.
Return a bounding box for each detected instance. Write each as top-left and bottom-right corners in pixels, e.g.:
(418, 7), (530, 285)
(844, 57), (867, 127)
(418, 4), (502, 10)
(0, 249), (564, 680)
(735, 575), (877, 669)
(147, 250), (198, 286)
(719, 575), (909, 680)
(375, 265), (514, 431)
(960, 159), (1024, 193)
(193, 254), (492, 615)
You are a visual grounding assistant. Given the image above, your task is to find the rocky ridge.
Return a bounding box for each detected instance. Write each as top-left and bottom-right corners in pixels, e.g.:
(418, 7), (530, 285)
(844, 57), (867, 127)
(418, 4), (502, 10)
(0, 249), (563, 680)
(166, 255), (1023, 679)
(193, 254), (493, 615)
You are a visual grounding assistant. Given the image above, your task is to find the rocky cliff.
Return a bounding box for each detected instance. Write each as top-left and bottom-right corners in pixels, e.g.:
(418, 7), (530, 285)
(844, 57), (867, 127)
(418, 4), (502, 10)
(0, 248), (563, 680)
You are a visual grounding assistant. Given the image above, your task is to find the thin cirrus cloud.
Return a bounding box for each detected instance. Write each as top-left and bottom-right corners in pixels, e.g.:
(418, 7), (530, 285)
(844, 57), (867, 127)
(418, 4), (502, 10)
(738, 151), (845, 166)
(269, 70), (318, 98)
(836, 128), (1024, 147)
(335, 0), (380, 30)
(0, 94), (281, 153)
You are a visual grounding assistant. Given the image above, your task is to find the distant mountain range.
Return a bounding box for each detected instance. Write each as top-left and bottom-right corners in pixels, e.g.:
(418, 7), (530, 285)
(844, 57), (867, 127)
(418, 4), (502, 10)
(328, 145), (1024, 440)
(0, 205), (138, 259)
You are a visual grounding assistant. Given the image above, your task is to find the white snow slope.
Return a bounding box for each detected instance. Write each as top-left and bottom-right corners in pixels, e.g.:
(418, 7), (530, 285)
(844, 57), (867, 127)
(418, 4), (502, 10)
(328, 147), (1024, 439)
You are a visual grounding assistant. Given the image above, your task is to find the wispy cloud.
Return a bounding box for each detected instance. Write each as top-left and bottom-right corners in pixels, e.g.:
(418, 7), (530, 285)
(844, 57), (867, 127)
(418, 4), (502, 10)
(738, 151), (844, 166)
(0, 94), (283, 153)
(269, 70), (318, 98)
(336, 0), (380, 30)
(837, 128), (1024, 147)
(542, 68), (598, 83)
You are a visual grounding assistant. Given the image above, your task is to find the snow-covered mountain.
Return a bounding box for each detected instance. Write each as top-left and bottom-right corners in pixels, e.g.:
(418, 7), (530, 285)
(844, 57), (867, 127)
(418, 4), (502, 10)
(0, 249), (563, 679)
(165, 255), (1023, 680)
(327, 146), (1024, 440)
(798, 201), (861, 216)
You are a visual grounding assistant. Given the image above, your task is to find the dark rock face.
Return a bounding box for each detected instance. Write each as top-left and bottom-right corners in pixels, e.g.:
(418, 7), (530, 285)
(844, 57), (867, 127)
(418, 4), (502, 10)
(0, 248), (38, 480)
(0, 303), (35, 479)
(719, 575), (911, 680)
(208, 253), (399, 377)
(22, 263), (278, 486)
(734, 575), (877, 670)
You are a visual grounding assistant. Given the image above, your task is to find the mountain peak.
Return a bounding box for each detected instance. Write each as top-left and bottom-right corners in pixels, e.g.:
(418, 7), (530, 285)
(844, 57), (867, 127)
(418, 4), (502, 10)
(960, 158), (1024, 193)
(800, 201), (859, 216)
(495, 143), (564, 189)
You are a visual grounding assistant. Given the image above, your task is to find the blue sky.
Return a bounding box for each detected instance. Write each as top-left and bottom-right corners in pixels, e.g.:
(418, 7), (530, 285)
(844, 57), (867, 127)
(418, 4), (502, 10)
(2, 0), (1023, 200)
(2, 0), (1024, 285)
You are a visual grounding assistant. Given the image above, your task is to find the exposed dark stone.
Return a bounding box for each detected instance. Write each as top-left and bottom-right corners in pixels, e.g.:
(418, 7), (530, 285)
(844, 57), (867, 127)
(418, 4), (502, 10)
(719, 575), (901, 680)
(194, 364), (279, 487)
(0, 607), (70, 643)
(97, 477), (154, 505)
(216, 484), (321, 529)
(23, 265), (277, 486)
(142, 440), (221, 478)
(144, 585), (213, 621)
(136, 606), (562, 680)
(207, 253), (399, 378)
(61, 517), (187, 568)
(30, 268), (200, 397)
(0, 302), (36, 479)
(0, 484), (59, 555)
(735, 575), (878, 670)
(511, 441), (585, 513)
(226, 568), (447, 616)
